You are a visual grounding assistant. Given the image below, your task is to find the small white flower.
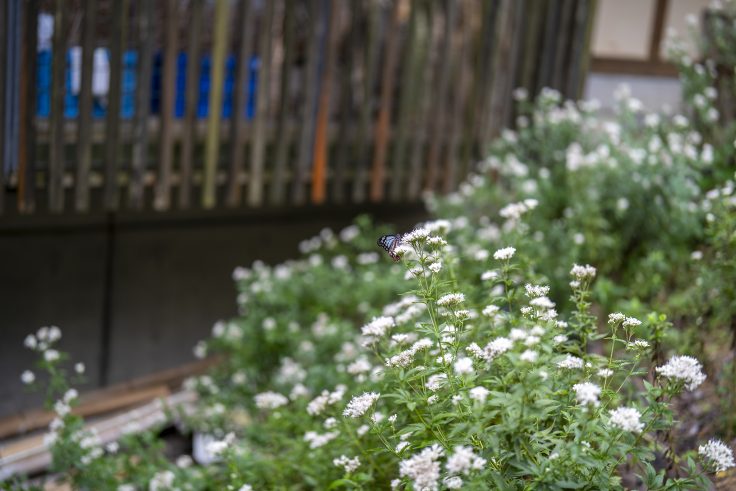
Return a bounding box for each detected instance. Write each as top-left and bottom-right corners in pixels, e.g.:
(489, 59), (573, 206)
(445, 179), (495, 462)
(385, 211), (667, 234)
(520, 350), (538, 362)
(454, 357), (474, 375)
(608, 406), (644, 433)
(74, 363), (86, 374)
(481, 270), (498, 281)
(21, 370), (35, 384)
(24, 334), (38, 350)
(254, 391), (289, 409)
(598, 368), (614, 378)
(469, 386), (490, 404)
(343, 392), (380, 418)
(553, 334), (568, 344)
(572, 382), (601, 407)
(193, 341), (207, 359)
(655, 355), (706, 390)
(698, 439), (735, 473)
(428, 261), (442, 273)
(570, 263), (596, 280)
(426, 374), (447, 392)
(361, 316), (395, 339)
(557, 354), (584, 369)
(333, 454), (361, 473)
(437, 293), (465, 307)
(622, 317), (642, 328)
(444, 476), (464, 489)
(44, 350), (60, 362)
(176, 454), (193, 468)
(493, 247), (516, 261)
(608, 312), (625, 324)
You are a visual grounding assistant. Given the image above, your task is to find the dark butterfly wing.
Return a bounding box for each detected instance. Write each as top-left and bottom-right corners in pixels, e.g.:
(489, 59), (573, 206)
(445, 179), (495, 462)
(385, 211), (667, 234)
(377, 234), (403, 261)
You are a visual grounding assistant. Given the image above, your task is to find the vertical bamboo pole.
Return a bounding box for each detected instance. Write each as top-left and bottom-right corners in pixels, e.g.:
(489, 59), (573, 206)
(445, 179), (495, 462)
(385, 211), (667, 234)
(129, 0), (154, 210)
(248, 0), (275, 206)
(104, 0), (127, 210)
(76, 0), (96, 212)
(310, 0), (340, 205)
(202, 0), (230, 209)
(179, 0), (203, 209)
(49, 0), (67, 212)
(155, 0), (179, 210)
(226, 0), (254, 207)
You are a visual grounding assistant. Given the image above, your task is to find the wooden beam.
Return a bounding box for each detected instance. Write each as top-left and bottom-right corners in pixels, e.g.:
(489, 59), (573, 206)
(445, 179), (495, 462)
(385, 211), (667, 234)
(590, 57), (678, 77)
(649, 0), (670, 62)
(104, 0), (127, 211)
(49, 0), (68, 212)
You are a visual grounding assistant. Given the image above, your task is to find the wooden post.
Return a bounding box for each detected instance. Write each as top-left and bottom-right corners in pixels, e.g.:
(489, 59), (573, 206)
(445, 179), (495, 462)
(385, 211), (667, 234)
(179, 0), (203, 209)
(76, 0), (96, 212)
(310, 0), (340, 205)
(155, 0), (179, 210)
(270, 0), (294, 205)
(226, 0), (255, 207)
(104, 0), (127, 211)
(129, 0), (154, 210)
(293, 0), (321, 204)
(49, 0), (67, 212)
(19, 0), (39, 214)
(202, 0), (230, 209)
(369, 0), (402, 202)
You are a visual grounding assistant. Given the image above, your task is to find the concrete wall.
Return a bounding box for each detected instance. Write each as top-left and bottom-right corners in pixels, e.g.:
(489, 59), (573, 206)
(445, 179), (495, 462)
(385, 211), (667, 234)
(0, 204), (428, 418)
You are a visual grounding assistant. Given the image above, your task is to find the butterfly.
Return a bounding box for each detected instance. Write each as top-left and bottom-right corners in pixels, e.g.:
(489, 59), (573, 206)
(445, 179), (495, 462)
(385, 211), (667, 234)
(377, 234), (403, 261)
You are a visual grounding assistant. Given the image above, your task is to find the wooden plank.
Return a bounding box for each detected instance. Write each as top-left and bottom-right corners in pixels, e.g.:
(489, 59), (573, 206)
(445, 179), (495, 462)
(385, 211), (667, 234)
(369, 0), (402, 202)
(649, 0), (669, 62)
(248, 0), (275, 207)
(552, 0), (575, 92)
(590, 57), (677, 77)
(537, 0), (560, 92)
(388, 0), (419, 202)
(104, 0), (127, 210)
(310, 0), (340, 205)
(226, 0), (255, 207)
(331, 4), (355, 204)
(470, 0), (499, 159)
(155, 0), (179, 210)
(178, 0), (203, 209)
(351, 0), (382, 203)
(202, 0), (230, 209)
(573, 1), (598, 97)
(269, 0), (295, 205)
(443, 2), (471, 194)
(293, 0), (321, 205)
(129, 0), (154, 210)
(19, 1), (39, 214)
(0, 358), (216, 440)
(424, 0), (455, 193)
(406, 2), (434, 200)
(49, 0), (67, 213)
(75, 0), (96, 212)
(519, 0), (544, 96)
(503, 0), (525, 127)
(486, 0), (514, 140)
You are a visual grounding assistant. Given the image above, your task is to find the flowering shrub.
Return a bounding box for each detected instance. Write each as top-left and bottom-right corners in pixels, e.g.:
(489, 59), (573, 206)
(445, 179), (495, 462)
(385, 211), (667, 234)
(10, 220), (735, 489)
(7, 3), (736, 489)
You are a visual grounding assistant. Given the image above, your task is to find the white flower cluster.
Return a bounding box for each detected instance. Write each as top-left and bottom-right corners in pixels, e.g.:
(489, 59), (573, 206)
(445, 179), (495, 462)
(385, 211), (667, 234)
(304, 430), (340, 449)
(698, 439), (735, 473)
(493, 247), (516, 261)
(524, 283), (550, 298)
(149, 470), (176, 491)
(361, 316), (395, 340)
(343, 392), (380, 418)
(307, 386), (346, 415)
(608, 407), (644, 433)
(386, 338), (433, 368)
(499, 199), (539, 221)
(446, 445), (487, 475)
(24, 326), (62, 353)
(572, 382), (601, 407)
(453, 357), (474, 375)
(556, 354), (584, 369)
(437, 293), (465, 307)
(254, 391), (289, 410)
(403, 228), (430, 245)
(569, 263), (596, 281)
(399, 444), (445, 491)
(655, 355), (706, 390)
(426, 374), (447, 392)
(333, 454), (361, 473)
(466, 337), (513, 363)
(205, 432), (235, 456)
(469, 386), (490, 404)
